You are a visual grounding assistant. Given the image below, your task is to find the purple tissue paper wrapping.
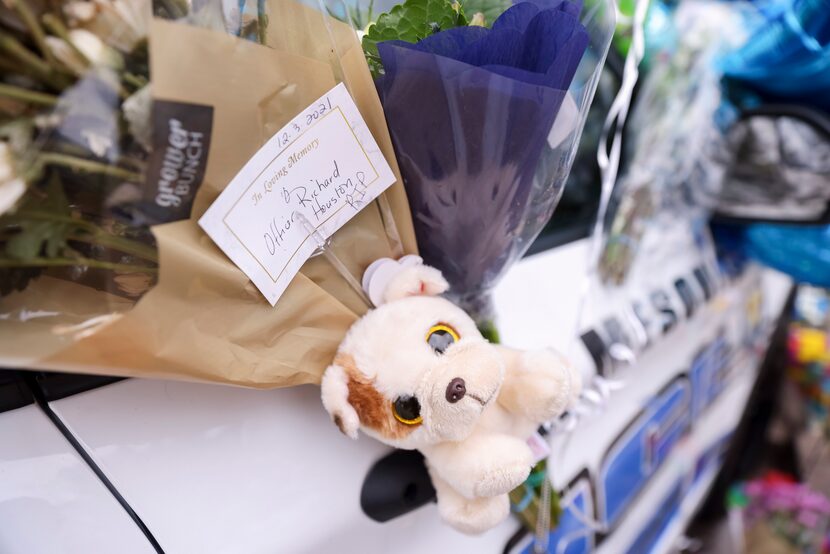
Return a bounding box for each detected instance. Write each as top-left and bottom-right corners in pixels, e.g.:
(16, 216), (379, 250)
(376, 0), (590, 310)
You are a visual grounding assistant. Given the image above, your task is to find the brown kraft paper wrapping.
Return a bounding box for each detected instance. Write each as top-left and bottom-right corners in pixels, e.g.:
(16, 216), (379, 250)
(1, 7), (415, 388)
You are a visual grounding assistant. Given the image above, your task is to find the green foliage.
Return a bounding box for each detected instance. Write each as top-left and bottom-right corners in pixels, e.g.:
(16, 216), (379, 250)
(3, 177), (73, 262)
(0, 0), (162, 300)
(0, 176), (76, 295)
(508, 460), (564, 532)
(478, 319), (501, 343)
(362, 0), (468, 77)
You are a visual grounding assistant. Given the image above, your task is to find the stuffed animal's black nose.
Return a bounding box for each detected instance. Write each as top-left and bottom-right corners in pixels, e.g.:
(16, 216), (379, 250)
(446, 378), (466, 403)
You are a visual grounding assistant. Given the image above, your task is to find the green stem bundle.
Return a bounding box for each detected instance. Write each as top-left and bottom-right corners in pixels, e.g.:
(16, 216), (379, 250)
(0, 257), (157, 274)
(0, 83), (58, 107)
(122, 72), (147, 90)
(42, 13), (92, 69)
(39, 153), (143, 183)
(0, 28), (53, 77)
(257, 0), (269, 44)
(8, 0), (57, 66)
(158, 0), (188, 19)
(0, 29), (69, 90)
(16, 210), (158, 263)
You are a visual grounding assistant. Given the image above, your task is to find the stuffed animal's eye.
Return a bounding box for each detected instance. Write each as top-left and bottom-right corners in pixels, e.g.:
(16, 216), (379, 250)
(392, 396), (422, 425)
(426, 324), (459, 354)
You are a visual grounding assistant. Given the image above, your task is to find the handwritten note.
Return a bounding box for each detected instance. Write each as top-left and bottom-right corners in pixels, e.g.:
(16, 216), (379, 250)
(198, 83), (396, 305)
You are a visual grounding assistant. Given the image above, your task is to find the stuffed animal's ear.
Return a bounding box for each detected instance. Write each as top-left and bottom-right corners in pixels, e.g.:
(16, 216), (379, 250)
(382, 264), (449, 304)
(363, 256), (450, 306)
(321, 364), (360, 439)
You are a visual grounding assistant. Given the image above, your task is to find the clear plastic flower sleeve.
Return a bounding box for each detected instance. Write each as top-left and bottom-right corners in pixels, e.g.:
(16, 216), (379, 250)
(337, 0), (615, 323)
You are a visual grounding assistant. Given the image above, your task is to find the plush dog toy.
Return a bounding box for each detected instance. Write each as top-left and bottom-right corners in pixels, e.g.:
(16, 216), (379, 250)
(321, 256), (580, 534)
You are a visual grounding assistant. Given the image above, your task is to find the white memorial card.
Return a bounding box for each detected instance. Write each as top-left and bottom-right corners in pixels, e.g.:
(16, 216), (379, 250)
(199, 83), (397, 305)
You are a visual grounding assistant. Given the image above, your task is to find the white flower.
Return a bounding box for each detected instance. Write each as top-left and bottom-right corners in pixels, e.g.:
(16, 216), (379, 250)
(105, 182), (142, 208)
(469, 12), (486, 27)
(0, 143), (26, 216)
(122, 84), (152, 151)
(33, 112), (63, 130)
(64, 2), (98, 25)
(81, 129), (114, 158)
(68, 29), (124, 70)
(45, 36), (88, 76)
(66, 0), (151, 53)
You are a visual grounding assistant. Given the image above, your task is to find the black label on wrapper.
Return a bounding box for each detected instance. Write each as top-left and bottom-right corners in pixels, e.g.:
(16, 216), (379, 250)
(143, 99), (214, 223)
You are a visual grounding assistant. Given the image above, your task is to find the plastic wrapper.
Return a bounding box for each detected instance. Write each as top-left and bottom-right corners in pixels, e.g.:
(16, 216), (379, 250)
(353, 0), (614, 324)
(744, 223), (830, 288)
(0, 0), (416, 387)
(719, 0), (830, 112)
(597, 1), (745, 285)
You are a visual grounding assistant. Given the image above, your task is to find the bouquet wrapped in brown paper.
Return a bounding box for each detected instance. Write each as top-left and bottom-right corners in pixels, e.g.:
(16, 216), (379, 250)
(0, 0), (415, 387)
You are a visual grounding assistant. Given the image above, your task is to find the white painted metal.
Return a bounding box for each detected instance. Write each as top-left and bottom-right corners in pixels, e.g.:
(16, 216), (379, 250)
(49, 380), (517, 553)
(0, 405), (153, 554)
(0, 230), (793, 553)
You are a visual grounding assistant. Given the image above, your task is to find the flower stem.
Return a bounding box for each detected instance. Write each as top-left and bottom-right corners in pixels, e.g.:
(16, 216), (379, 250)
(8, 0), (57, 66)
(257, 0), (268, 44)
(159, 0), (187, 18)
(69, 233), (159, 263)
(42, 13), (92, 68)
(122, 72), (147, 90)
(0, 30), (69, 90)
(0, 257), (157, 274)
(0, 55), (26, 76)
(0, 83), (58, 107)
(0, 29), (52, 77)
(15, 211), (158, 263)
(44, 0), (65, 23)
(51, 142), (147, 174)
(39, 153), (143, 183)
(237, 0), (246, 35)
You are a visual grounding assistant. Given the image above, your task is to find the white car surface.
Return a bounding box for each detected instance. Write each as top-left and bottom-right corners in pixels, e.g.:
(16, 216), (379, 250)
(0, 220), (792, 554)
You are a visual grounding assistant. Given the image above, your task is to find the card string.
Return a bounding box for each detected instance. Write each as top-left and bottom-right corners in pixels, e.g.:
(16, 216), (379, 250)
(374, 193), (406, 259)
(293, 211), (375, 309)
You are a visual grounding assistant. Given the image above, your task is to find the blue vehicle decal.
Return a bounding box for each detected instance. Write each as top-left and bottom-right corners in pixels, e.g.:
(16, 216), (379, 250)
(690, 335), (729, 419)
(598, 379), (691, 528)
(625, 481), (684, 554)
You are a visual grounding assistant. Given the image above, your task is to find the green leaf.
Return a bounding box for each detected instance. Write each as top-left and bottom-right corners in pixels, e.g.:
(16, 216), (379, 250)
(2, 175), (73, 261)
(362, 0), (468, 77)
(40, 172), (72, 217)
(6, 220), (55, 259)
(477, 319), (501, 343)
(458, 0), (511, 27)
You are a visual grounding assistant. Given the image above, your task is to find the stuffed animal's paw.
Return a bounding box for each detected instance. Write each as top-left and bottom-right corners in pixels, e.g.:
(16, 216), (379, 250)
(433, 434), (533, 498)
(472, 456), (533, 498)
(429, 459), (513, 534)
(505, 349), (582, 423)
(437, 493), (510, 535)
